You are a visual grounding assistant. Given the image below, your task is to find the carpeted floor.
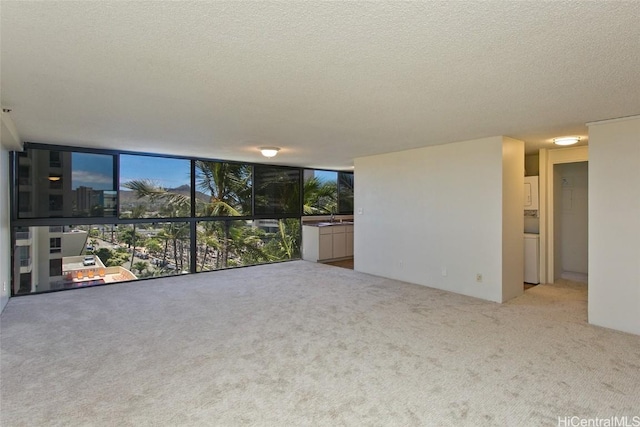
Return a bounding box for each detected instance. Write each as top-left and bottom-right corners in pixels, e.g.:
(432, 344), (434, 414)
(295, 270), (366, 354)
(1, 261), (638, 426)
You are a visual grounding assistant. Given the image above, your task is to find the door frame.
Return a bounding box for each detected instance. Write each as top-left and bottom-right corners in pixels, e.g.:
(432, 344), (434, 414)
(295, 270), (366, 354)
(539, 146), (589, 284)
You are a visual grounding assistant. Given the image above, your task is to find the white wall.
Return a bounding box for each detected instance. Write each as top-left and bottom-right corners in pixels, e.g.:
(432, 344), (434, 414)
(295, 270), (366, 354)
(588, 115), (640, 335)
(354, 136), (523, 303)
(1, 112), (21, 311)
(502, 137), (525, 301)
(525, 154), (539, 176)
(0, 140), (12, 311)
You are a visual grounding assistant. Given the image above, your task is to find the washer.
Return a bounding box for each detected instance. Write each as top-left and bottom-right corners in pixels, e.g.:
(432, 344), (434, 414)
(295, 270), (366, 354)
(524, 233), (540, 284)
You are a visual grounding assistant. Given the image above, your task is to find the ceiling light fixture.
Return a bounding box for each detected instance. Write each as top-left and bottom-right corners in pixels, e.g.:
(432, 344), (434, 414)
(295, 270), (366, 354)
(260, 147), (280, 158)
(554, 137), (580, 146)
(48, 176), (61, 182)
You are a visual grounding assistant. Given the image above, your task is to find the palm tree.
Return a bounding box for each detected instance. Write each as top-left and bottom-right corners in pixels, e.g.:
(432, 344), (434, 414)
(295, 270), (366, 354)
(196, 161), (251, 268)
(258, 219), (301, 262)
(132, 261), (148, 276)
(155, 230), (170, 266)
(303, 176), (337, 215)
(195, 161), (251, 216)
(124, 162), (252, 270)
(145, 239), (162, 257)
(122, 179), (191, 216)
(125, 204), (146, 271)
(276, 219), (300, 259)
(198, 221), (222, 271)
(123, 163), (309, 270)
(159, 222), (189, 272)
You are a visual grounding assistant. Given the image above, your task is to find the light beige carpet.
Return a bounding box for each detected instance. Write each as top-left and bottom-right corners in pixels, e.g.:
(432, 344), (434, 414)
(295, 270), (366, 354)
(1, 261), (639, 426)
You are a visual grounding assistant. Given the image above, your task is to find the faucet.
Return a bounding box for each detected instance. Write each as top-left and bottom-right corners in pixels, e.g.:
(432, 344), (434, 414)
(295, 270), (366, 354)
(330, 212), (335, 223)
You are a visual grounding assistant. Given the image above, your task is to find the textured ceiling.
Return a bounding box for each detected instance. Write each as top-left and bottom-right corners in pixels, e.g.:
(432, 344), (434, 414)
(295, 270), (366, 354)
(1, 1), (639, 169)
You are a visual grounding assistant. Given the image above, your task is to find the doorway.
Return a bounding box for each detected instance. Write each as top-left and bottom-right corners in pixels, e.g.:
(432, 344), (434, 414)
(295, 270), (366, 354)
(553, 162), (588, 283)
(539, 145), (588, 285)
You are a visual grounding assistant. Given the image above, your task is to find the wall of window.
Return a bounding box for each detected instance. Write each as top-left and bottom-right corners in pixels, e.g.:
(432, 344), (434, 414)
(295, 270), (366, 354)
(10, 144), (351, 295)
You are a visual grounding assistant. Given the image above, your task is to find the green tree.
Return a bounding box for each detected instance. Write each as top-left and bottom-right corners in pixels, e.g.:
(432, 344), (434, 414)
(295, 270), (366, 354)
(195, 161), (251, 216)
(224, 221), (268, 267)
(276, 218), (301, 259)
(125, 204), (146, 270)
(198, 221), (222, 271)
(196, 161), (251, 267)
(132, 261), (148, 275)
(107, 253), (130, 267)
(123, 163), (303, 271)
(145, 239), (162, 256)
(122, 180), (191, 216)
(261, 219), (301, 261)
(303, 176), (337, 215)
(161, 222), (189, 272)
(94, 248), (114, 265)
(95, 247), (129, 267)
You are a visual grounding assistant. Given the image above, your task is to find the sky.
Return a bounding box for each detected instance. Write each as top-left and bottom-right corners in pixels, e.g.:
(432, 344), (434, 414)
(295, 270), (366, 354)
(119, 155), (190, 190)
(71, 152), (114, 190)
(314, 170), (337, 183)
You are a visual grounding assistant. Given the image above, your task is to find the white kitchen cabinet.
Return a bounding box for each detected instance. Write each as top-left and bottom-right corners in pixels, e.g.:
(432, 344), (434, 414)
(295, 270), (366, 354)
(332, 225), (347, 258)
(303, 224), (354, 262)
(345, 226), (354, 257)
(524, 176), (539, 210)
(319, 229), (333, 260)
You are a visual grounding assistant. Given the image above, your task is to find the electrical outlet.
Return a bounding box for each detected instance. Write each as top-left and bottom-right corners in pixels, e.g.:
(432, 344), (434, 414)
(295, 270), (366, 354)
(476, 273), (483, 282)
(2, 281), (5, 292)
(399, 260), (404, 268)
(441, 266), (447, 277)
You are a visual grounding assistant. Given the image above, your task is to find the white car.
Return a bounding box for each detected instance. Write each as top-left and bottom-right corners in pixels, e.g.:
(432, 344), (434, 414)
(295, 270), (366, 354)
(83, 256), (96, 266)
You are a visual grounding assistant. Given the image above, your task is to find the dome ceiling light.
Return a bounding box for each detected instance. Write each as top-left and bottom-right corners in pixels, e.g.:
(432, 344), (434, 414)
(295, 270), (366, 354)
(553, 137), (580, 146)
(260, 147), (280, 158)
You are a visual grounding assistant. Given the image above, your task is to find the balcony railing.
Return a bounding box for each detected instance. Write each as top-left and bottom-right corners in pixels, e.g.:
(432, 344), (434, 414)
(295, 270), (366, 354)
(16, 231), (32, 240)
(20, 258), (31, 267)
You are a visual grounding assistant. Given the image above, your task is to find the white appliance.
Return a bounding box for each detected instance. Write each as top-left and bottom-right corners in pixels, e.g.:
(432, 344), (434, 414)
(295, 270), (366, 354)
(524, 233), (540, 284)
(524, 176), (539, 210)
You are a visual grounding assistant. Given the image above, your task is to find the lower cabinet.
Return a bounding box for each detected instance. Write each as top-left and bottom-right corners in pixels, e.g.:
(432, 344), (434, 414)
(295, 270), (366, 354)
(332, 225), (347, 258)
(319, 232), (333, 260)
(303, 224), (354, 262)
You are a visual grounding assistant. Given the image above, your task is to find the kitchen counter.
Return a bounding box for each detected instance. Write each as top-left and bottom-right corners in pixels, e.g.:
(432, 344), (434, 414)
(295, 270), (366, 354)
(303, 221), (354, 227)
